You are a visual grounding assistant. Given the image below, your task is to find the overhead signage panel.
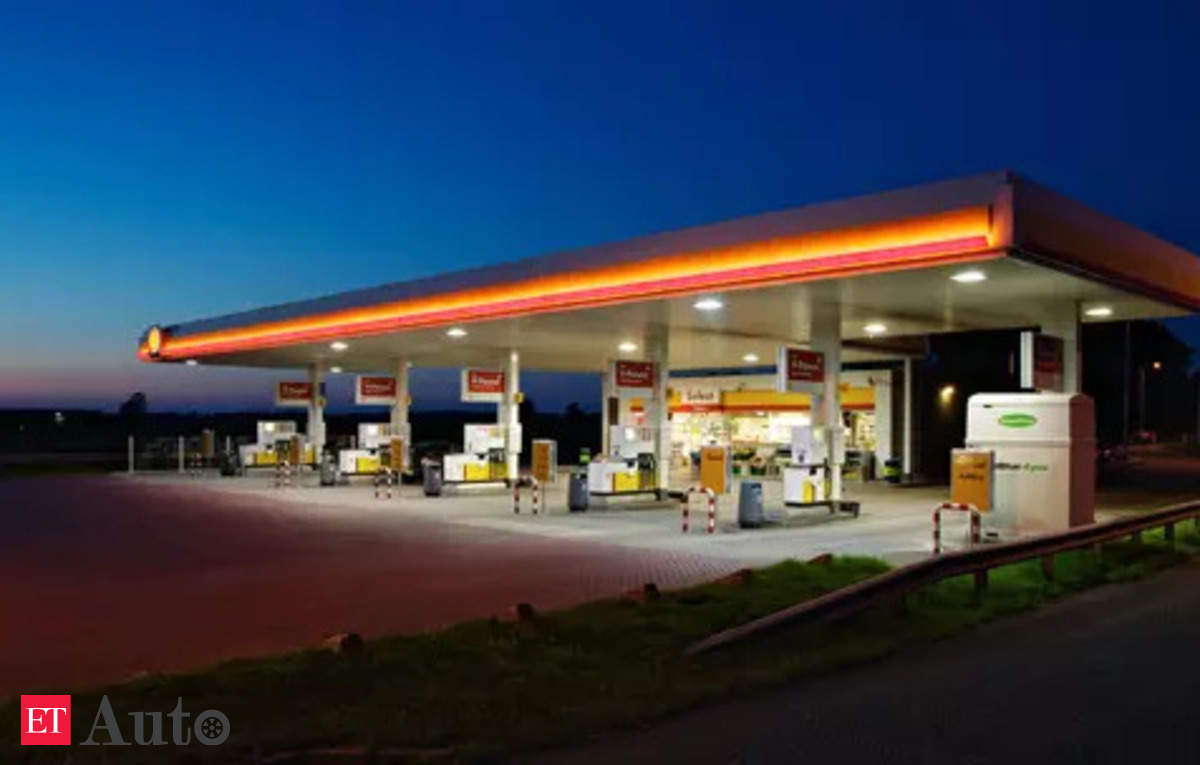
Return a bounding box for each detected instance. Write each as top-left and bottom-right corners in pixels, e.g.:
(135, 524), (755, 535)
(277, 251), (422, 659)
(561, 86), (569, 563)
(355, 376), (398, 406)
(461, 368), (506, 403)
(610, 360), (657, 398)
(275, 381), (321, 408)
(776, 346), (825, 392)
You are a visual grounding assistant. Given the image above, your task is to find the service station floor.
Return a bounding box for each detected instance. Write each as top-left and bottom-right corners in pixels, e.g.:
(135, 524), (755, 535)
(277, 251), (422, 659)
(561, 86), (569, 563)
(0, 467), (1163, 699)
(131, 470), (976, 566)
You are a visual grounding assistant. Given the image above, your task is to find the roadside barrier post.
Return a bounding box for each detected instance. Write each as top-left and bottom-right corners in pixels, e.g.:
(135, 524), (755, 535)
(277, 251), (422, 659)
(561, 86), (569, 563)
(513, 478), (544, 515)
(127, 435), (134, 474)
(275, 460), (292, 489)
(177, 436), (185, 474)
(681, 487), (717, 534)
(932, 502), (981, 555)
(374, 467), (394, 499)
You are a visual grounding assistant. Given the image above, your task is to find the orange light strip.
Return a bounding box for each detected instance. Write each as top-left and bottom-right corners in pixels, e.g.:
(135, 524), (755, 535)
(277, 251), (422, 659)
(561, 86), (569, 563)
(142, 207), (994, 360)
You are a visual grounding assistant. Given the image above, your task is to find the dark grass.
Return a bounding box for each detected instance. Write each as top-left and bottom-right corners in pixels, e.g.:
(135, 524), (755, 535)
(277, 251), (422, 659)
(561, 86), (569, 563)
(0, 462), (121, 479)
(3, 526), (1196, 763)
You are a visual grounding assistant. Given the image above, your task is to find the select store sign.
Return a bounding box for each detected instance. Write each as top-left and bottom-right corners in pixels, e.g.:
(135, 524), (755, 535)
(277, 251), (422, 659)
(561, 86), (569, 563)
(611, 360), (657, 398)
(275, 381), (319, 407)
(460, 368), (506, 403)
(355, 376), (398, 405)
(776, 346), (825, 392)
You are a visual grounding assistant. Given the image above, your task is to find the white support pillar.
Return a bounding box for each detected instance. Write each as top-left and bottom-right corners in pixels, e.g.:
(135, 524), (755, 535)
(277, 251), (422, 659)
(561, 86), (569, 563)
(177, 435), (185, 474)
(646, 328), (671, 492)
(499, 350), (521, 481)
(1040, 301), (1082, 393)
(810, 300), (843, 500)
(390, 359), (412, 469)
(902, 357), (914, 477)
(600, 369), (611, 457)
(307, 362), (326, 454)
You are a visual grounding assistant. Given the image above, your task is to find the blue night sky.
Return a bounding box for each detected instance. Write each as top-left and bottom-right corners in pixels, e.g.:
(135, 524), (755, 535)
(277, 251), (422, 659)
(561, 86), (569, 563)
(2, 1), (1199, 412)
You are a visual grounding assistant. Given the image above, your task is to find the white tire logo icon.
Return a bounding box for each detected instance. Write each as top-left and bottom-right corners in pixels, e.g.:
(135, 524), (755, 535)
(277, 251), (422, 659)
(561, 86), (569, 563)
(195, 710), (230, 745)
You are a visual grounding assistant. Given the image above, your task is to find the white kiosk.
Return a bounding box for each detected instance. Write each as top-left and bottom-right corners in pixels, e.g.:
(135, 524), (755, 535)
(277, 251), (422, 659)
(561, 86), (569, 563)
(965, 393), (1095, 533)
(782, 425), (845, 505)
(239, 420), (300, 467)
(337, 422), (398, 475)
(443, 424), (508, 484)
(587, 425), (657, 495)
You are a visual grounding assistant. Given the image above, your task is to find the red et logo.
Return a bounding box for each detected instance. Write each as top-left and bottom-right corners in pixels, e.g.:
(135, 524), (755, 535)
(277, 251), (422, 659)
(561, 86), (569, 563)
(21, 695), (70, 745)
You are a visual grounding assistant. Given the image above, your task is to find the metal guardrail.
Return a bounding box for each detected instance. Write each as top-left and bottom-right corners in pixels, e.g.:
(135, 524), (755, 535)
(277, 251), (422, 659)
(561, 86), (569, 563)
(685, 499), (1200, 656)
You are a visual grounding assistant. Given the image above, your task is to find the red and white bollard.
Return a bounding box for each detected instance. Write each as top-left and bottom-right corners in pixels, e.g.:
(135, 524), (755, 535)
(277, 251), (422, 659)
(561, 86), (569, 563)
(514, 477), (544, 515)
(932, 502), (981, 554)
(682, 487), (717, 534)
(374, 467), (394, 499)
(275, 459), (292, 489)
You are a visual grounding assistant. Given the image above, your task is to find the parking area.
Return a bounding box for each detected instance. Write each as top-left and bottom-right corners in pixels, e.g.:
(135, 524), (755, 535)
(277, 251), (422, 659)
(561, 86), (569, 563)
(138, 469), (973, 563)
(1, 465), (1161, 700)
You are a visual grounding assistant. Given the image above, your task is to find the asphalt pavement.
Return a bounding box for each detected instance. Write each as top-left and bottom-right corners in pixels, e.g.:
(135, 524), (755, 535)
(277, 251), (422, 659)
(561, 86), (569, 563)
(531, 558), (1200, 764)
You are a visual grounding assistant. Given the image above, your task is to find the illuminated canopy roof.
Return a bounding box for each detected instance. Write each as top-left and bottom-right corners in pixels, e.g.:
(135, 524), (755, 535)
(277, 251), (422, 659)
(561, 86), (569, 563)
(138, 171), (1200, 373)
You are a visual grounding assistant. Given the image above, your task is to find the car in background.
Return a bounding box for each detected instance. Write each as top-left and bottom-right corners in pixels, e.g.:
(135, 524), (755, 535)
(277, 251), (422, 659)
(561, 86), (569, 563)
(1132, 429), (1159, 444)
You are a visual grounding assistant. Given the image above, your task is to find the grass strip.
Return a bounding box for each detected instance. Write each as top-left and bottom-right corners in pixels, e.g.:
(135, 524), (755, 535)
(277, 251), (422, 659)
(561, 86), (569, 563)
(4, 525), (1196, 763)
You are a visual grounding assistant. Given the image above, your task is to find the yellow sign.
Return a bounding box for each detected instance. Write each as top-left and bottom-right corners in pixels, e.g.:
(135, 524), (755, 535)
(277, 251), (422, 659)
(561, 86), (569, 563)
(950, 449), (993, 511)
(389, 437), (406, 472)
(531, 439), (556, 483)
(357, 455), (381, 474)
(699, 446), (731, 494)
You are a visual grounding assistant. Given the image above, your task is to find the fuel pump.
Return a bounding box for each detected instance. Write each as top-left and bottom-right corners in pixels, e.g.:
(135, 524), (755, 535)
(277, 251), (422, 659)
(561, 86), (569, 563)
(636, 452), (657, 490)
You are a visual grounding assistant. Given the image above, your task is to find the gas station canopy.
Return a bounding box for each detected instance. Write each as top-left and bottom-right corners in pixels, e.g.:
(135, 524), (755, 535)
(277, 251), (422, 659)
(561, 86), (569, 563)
(138, 172), (1200, 372)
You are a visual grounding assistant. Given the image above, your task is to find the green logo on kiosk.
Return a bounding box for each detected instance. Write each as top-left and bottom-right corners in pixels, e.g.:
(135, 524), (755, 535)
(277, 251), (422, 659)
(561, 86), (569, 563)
(998, 413), (1038, 428)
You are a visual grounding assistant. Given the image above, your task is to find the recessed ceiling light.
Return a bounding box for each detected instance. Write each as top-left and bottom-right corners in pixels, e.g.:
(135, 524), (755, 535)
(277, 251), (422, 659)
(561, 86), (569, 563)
(330, 341), (349, 351)
(618, 341), (638, 353)
(1084, 306), (1113, 318)
(863, 322), (888, 336)
(446, 327), (467, 338)
(742, 353), (760, 363)
(950, 269), (987, 283)
(184, 359), (198, 366)
(693, 297), (724, 311)
(330, 366), (343, 374)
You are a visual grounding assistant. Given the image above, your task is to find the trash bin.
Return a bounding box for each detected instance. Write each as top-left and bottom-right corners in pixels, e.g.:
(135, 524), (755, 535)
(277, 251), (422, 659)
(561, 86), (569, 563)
(423, 460), (443, 497)
(738, 481), (765, 528)
(568, 471), (589, 512)
(319, 451), (338, 486)
(883, 458), (901, 484)
(218, 450), (238, 477)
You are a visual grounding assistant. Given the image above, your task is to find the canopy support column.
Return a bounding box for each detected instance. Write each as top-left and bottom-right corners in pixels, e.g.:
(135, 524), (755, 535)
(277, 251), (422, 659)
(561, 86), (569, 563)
(307, 362), (325, 454)
(811, 301), (843, 500)
(647, 328), (671, 492)
(391, 359), (411, 471)
(1041, 301), (1082, 393)
(902, 357), (914, 478)
(499, 350), (521, 482)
